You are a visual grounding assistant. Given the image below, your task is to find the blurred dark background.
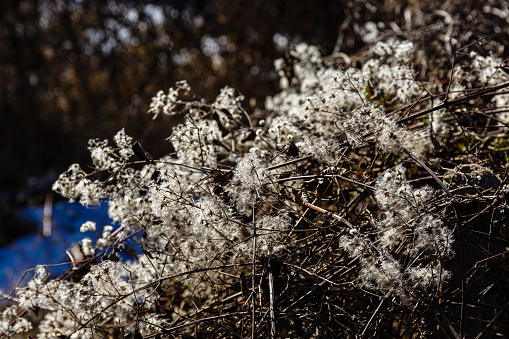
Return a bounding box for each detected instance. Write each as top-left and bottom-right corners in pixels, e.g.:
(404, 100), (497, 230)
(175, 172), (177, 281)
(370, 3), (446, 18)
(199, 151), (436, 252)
(1, 0), (507, 245)
(0, 0), (369, 245)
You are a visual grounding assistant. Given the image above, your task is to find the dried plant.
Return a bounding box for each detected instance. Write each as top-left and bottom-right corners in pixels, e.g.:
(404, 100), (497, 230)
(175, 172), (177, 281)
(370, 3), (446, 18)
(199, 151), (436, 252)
(2, 13), (509, 339)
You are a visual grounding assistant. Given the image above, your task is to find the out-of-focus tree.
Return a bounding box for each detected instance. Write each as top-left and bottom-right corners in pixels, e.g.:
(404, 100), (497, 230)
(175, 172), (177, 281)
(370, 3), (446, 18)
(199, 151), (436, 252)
(0, 0), (352, 192)
(0, 0), (353, 243)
